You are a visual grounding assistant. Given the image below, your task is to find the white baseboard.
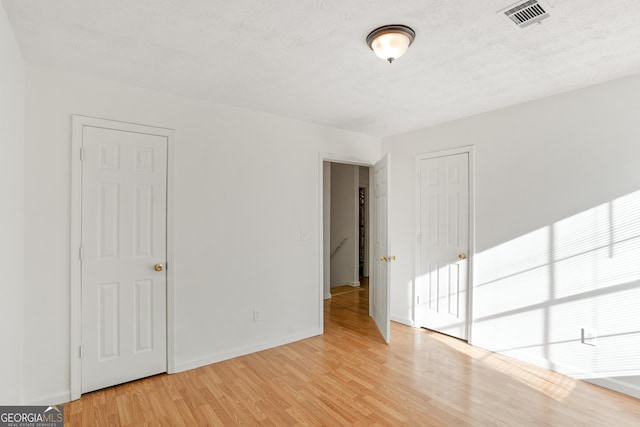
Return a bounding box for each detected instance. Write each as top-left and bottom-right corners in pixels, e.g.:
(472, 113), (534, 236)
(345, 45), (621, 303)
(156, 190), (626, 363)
(330, 281), (360, 288)
(174, 328), (323, 373)
(471, 339), (559, 372)
(323, 292), (332, 300)
(585, 377), (640, 399)
(391, 315), (414, 327)
(469, 338), (640, 399)
(26, 390), (71, 406)
(23, 330), (322, 405)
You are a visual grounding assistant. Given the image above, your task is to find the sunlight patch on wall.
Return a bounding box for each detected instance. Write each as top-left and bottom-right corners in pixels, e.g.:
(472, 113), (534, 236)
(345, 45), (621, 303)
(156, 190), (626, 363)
(471, 189), (640, 379)
(474, 227), (550, 318)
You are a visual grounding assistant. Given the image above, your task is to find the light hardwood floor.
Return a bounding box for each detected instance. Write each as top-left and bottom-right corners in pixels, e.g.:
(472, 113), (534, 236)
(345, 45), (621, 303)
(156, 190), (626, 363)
(64, 280), (640, 426)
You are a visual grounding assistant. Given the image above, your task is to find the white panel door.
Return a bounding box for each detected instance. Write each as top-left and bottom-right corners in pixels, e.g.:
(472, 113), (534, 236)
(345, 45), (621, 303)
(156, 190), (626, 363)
(81, 125), (167, 393)
(372, 154), (391, 343)
(416, 153), (469, 340)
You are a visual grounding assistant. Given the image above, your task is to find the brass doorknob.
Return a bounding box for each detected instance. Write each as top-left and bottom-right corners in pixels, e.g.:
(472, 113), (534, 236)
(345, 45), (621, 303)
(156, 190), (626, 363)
(458, 253), (466, 260)
(154, 264), (164, 272)
(380, 256), (387, 261)
(390, 256), (396, 261)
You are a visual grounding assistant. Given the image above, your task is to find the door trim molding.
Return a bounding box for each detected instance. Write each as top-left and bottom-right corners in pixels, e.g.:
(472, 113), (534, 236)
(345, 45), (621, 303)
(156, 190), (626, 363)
(70, 115), (175, 400)
(414, 145), (476, 343)
(318, 154), (376, 333)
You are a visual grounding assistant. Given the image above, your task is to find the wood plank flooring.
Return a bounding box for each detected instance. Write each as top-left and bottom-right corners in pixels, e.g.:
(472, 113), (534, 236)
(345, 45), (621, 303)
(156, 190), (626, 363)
(64, 280), (640, 426)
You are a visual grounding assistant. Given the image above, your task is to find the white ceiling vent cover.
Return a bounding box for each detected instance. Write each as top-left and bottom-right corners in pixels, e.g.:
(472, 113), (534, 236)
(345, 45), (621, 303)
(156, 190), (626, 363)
(499, 0), (551, 28)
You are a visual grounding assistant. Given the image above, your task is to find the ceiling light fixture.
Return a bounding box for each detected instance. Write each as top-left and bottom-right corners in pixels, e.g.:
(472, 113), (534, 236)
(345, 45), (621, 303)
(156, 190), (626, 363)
(366, 25), (416, 63)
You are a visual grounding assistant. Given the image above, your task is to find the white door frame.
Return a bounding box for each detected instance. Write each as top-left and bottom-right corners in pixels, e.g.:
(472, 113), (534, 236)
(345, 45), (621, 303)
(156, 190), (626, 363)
(70, 115), (176, 400)
(414, 146), (476, 344)
(318, 154), (376, 331)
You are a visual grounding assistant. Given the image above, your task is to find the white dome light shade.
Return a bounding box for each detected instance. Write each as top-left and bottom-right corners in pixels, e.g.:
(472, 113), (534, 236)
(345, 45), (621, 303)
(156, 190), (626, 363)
(366, 25), (416, 63)
(370, 33), (411, 62)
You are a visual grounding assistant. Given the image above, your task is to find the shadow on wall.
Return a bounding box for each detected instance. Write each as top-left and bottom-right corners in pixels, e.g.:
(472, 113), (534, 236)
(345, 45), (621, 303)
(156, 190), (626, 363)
(421, 189), (640, 395)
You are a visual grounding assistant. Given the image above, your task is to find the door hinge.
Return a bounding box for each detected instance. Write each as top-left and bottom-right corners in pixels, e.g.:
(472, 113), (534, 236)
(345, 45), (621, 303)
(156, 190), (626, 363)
(78, 346), (82, 359)
(80, 147), (84, 161)
(79, 246), (83, 260)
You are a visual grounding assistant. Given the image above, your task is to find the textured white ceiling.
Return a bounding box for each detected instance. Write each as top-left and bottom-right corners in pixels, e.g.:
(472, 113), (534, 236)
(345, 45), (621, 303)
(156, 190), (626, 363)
(3, 0), (640, 137)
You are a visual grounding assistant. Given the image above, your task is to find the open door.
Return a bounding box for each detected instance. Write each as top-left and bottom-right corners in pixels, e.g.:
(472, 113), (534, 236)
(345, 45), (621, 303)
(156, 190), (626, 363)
(371, 154), (391, 343)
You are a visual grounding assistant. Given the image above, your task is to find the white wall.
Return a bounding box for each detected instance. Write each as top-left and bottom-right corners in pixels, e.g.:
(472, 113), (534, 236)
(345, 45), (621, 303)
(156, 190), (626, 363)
(0, 4), (25, 405)
(382, 72), (640, 398)
(23, 66), (380, 404)
(329, 163), (359, 287)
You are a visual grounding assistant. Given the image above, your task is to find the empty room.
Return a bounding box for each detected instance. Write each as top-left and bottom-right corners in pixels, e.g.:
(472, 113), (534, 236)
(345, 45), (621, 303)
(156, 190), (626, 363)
(1, 1), (639, 425)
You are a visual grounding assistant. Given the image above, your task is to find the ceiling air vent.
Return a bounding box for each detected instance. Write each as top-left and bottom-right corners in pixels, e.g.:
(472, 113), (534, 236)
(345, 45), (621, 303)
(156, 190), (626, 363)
(499, 0), (551, 28)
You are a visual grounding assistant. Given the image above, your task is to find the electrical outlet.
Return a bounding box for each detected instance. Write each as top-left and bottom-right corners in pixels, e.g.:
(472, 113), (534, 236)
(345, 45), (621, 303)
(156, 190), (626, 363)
(581, 328), (597, 346)
(253, 309), (262, 322)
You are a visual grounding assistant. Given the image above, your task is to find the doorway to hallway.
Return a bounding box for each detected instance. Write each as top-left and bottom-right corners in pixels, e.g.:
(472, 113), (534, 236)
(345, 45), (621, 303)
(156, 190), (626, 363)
(326, 162), (367, 290)
(321, 155), (391, 343)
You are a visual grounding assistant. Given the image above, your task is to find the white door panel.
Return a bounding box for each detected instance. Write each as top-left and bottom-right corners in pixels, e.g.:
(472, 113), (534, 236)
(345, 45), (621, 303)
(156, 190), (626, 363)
(416, 153), (469, 340)
(372, 154), (391, 343)
(81, 126), (167, 393)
